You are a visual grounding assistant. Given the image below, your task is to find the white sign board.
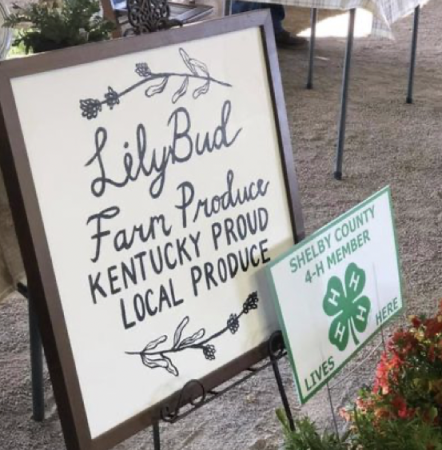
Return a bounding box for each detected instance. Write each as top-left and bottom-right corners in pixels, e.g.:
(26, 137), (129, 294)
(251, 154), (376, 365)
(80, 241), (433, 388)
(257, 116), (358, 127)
(0, 13), (304, 448)
(266, 187), (403, 404)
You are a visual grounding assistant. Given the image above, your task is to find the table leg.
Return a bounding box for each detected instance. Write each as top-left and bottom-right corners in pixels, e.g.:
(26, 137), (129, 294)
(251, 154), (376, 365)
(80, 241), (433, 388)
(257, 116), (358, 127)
(306, 8), (318, 90)
(406, 5), (420, 104)
(334, 8), (356, 181)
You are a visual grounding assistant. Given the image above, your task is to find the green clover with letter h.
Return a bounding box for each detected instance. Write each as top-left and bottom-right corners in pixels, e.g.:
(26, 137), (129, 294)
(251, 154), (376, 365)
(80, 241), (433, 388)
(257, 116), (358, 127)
(323, 263), (371, 351)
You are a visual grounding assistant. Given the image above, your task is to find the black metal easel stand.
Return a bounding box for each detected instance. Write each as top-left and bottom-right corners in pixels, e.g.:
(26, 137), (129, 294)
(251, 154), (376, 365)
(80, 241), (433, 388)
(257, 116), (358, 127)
(20, 284), (296, 447)
(151, 331), (295, 450)
(17, 282), (45, 422)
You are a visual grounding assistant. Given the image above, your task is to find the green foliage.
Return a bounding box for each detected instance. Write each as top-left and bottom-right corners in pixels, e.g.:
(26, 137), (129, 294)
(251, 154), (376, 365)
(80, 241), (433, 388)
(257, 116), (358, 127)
(6, 33), (26, 57)
(276, 410), (348, 450)
(277, 302), (442, 449)
(277, 409), (442, 450)
(4, 0), (115, 54)
(352, 409), (442, 450)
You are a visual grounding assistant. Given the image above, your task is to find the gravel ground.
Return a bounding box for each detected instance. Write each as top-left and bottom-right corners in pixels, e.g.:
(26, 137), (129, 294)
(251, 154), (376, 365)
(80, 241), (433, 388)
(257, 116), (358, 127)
(1, 2), (442, 449)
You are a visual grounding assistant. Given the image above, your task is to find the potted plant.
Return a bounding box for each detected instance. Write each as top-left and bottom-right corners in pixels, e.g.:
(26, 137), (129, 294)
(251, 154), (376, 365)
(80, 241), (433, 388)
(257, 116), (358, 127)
(4, 0), (116, 54)
(277, 300), (442, 449)
(340, 301), (442, 449)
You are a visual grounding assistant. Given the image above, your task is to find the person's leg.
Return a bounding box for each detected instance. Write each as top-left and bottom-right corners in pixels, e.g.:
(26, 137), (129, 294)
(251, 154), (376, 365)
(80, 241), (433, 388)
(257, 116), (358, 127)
(268, 4), (285, 34)
(231, 1), (263, 14)
(271, 5), (307, 48)
(232, 2), (284, 34)
(231, 2), (307, 48)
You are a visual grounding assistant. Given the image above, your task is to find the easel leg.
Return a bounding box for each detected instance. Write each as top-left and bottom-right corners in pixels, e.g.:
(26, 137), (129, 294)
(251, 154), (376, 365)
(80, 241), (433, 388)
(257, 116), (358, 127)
(334, 8), (356, 181)
(406, 6), (420, 104)
(306, 8), (318, 90)
(27, 289), (45, 422)
(268, 332), (295, 431)
(326, 383), (339, 437)
(271, 358), (295, 430)
(153, 421), (161, 450)
(18, 283), (45, 422)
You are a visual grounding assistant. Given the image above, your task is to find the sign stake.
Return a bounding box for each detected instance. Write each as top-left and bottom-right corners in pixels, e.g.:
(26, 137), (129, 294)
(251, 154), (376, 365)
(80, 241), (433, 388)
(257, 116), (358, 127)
(326, 382), (340, 438)
(268, 331), (295, 431)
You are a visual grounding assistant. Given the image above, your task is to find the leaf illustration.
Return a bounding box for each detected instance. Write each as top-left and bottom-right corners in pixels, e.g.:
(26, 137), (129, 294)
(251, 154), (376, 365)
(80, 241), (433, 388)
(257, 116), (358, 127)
(81, 47), (233, 121)
(141, 354), (167, 369)
(141, 353), (179, 377)
(179, 329), (205, 348)
(328, 314), (350, 352)
(127, 292), (259, 377)
(145, 78), (168, 97)
(323, 276), (346, 317)
(190, 59), (209, 76)
(193, 81), (210, 99)
(179, 48), (198, 75)
(173, 316), (190, 348)
(162, 355), (179, 376)
(172, 77), (189, 104)
(143, 335), (167, 352)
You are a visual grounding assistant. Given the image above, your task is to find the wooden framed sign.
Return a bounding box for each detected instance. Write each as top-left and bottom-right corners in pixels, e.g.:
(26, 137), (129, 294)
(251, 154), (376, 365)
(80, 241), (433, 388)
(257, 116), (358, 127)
(0, 11), (304, 450)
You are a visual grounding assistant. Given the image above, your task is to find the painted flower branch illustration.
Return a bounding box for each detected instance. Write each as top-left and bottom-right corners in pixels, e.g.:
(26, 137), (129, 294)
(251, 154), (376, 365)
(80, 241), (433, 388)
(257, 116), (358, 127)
(126, 292), (259, 377)
(80, 48), (232, 120)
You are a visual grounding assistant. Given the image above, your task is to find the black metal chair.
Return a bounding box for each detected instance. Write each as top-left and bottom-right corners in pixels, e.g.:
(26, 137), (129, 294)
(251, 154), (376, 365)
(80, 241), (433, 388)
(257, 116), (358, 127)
(110, 0), (214, 35)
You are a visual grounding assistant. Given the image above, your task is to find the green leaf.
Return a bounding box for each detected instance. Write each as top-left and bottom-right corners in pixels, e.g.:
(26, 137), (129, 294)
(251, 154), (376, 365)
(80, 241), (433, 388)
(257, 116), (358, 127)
(351, 295), (371, 333)
(323, 276), (346, 317)
(275, 408), (290, 432)
(329, 314), (350, 351)
(323, 263), (371, 352)
(344, 262), (366, 302)
(4, 0), (115, 53)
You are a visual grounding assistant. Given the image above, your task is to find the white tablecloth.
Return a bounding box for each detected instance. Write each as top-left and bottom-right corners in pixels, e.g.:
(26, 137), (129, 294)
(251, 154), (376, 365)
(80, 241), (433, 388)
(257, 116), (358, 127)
(245, 0), (431, 38)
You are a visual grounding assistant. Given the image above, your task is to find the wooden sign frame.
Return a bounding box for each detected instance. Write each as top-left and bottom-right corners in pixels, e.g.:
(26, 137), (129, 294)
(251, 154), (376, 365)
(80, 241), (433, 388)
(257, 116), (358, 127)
(0, 11), (304, 450)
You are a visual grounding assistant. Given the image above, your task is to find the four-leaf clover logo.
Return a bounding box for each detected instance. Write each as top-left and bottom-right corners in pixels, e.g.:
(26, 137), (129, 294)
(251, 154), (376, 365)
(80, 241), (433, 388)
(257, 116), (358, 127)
(323, 263), (371, 351)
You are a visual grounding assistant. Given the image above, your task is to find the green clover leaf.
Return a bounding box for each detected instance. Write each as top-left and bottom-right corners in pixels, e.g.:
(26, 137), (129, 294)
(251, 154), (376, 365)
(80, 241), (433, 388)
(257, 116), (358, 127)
(323, 263), (371, 351)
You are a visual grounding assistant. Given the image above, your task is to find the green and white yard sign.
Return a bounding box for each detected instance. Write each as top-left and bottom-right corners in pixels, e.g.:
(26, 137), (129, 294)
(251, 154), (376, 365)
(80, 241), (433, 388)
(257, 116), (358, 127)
(266, 187), (403, 404)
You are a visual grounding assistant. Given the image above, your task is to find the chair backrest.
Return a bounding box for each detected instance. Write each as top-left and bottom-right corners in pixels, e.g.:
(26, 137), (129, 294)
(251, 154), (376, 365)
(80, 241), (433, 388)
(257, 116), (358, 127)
(0, 0), (12, 60)
(100, 0), (214, 37)
(126, 0), (171, 33)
